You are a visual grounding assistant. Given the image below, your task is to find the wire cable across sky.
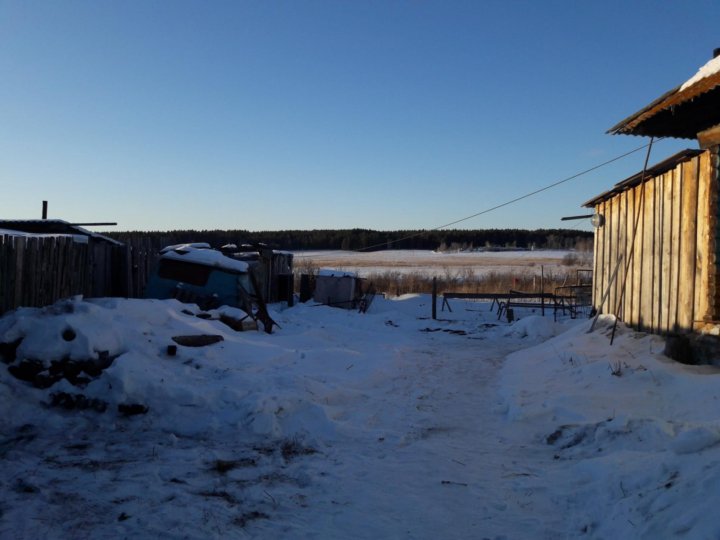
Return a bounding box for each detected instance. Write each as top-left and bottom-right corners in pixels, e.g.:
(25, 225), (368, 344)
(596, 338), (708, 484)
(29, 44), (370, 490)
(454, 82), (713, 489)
(356, 137), (666, 252)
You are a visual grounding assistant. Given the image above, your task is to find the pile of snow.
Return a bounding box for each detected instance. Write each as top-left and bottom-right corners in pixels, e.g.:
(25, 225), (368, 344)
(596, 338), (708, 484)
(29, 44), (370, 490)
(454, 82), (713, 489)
(497, 315), (720, 538)
(503, 314), (561, 340)
(160, 243), (249, 272)
(0, 297), (335, 439)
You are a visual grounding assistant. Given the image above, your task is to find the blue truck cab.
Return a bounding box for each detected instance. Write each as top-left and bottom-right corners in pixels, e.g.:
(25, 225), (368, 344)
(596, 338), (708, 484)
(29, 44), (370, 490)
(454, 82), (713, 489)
(145, 243), (255, 310)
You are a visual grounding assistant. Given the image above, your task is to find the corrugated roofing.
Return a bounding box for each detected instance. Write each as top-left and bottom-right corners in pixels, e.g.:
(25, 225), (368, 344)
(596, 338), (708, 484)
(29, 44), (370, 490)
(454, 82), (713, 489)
(0, 220), (123, 245)
(608, 70), (720, 139)
(583, 149), (703, 207)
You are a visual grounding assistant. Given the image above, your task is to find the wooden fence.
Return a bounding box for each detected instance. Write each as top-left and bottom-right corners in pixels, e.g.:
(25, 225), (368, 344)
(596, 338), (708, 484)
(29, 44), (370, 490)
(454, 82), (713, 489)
(0, 235), (134, 315)
(0, 234), (293, 315)
(123, 236), (160, 299)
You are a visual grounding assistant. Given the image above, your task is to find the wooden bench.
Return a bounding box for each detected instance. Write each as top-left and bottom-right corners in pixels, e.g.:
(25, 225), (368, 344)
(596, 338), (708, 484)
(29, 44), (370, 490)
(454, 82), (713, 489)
(497, 291), (556, 320)
(440, 290), (591, 322)
(441, 292), (509, 313)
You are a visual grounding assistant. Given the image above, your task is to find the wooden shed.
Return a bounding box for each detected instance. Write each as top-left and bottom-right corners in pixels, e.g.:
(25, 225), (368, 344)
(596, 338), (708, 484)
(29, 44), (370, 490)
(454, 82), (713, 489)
(585, 51), (720, 333)
(0, 220), (131, 314)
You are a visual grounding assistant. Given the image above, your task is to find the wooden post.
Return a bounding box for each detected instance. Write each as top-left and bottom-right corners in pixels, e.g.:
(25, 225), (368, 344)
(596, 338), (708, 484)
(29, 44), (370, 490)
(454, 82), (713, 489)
(13, 237), (25, 308)
(432, 277), (437, 320)
(678, 158), (699, 331)
(540, 265), (545, 316)
(42, 201), (47, 220)
(286, 274), (294, 307)
(299, 274), (312, 303)
(694, 151), (711, 327)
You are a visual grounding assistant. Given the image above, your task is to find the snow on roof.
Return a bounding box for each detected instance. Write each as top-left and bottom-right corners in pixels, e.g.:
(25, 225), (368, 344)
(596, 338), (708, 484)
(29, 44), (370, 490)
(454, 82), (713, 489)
(608, 53), (720, 139)
(680, 55), (720, 91)
(161, 245), (249, 273)
(0, 220), (122, 245)
(0, 228), (89, 243)
(160, 242), (212, 253)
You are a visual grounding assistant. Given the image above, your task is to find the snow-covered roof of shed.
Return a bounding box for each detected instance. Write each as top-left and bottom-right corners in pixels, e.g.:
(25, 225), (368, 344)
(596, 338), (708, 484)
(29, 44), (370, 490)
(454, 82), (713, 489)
(0, 220), (122, 245)
(680, 55), (720, 90)
(0, 228), (90, 243)
(160, 244), (249, 273)
(608, 52), (720, 139)
(160, 243), (212, 254)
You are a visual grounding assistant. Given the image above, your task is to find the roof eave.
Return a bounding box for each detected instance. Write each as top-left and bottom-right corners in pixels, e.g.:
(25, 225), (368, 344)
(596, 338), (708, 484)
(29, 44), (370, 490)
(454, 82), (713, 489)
(583, 149), (703, 208)
(608, 72), (720, 138)
(607, 85), (681, 136)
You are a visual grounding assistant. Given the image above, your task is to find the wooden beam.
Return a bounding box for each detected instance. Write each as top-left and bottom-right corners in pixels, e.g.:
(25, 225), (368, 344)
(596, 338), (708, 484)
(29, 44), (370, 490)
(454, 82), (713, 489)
(624, 188), (635, 323)
(592, 204), (600, 310)
(670, 166), (682, 331)
(641, 180), (654, 332)
(661, 170), (673, 332)
(698, 124), (720, 149)
(678, 157), (699, 331)
(694, 150), (712, 325)
(608, 196), (618, 316)
(631, 184), (643, 328)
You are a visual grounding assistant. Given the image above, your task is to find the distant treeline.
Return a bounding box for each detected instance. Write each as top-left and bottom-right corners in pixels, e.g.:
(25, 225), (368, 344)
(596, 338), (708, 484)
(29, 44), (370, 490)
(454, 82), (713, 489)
(106, 228), (593, 252)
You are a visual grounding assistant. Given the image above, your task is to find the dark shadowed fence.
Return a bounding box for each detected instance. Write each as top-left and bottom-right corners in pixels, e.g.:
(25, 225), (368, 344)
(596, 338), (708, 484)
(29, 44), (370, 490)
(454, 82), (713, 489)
(1, 234), (294, 315)
(123, 236), (160, 299)
(0, 235), (134, 315)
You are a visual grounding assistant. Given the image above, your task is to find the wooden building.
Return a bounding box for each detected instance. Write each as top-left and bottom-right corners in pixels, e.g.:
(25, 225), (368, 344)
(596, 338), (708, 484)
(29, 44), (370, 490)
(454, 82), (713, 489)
(0, 220), (131, 314)
(585, 51), (720, 333)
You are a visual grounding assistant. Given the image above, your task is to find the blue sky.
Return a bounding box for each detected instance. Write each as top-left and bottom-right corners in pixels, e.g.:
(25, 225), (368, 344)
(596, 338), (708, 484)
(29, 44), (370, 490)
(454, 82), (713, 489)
(0, 1), (717, 232)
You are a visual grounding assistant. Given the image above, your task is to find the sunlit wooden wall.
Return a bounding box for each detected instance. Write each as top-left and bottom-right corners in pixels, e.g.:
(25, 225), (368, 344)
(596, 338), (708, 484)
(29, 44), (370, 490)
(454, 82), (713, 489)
(591, 149), (719, 333)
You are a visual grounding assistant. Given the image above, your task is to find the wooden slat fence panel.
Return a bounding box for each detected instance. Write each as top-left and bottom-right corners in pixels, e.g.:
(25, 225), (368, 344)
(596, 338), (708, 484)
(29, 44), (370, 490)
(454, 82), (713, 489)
(651, 172), (662, 332)
(670, 167), (682, 331)
(677, 158), (699, 331)
(0, 235), (137, 315)
(608, 195), (619, 317)
(631, 182), (644, 328)
(592, 201), (603, 309)
(660, 170), (673, 332)
(695, 150), (712, 325)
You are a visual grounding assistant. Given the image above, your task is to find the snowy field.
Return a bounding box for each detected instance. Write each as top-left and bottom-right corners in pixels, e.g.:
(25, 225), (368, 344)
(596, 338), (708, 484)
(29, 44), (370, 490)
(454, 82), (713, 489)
(293, 249), (586, 278)
(2, 295), (719, 539)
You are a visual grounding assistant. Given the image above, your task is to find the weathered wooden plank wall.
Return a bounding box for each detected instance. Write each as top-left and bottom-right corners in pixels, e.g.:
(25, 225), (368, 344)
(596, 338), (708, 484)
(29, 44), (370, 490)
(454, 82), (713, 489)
(592, 148), (718, 333)
(0, 235), (132, 315)
(710, 150), (720, 321)
(125, 236), (160, 298)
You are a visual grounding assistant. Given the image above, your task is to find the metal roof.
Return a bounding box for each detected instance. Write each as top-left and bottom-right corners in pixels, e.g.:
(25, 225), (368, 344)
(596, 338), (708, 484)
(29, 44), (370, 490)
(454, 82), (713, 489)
(0, 219), (123, 245)
(608, 71), (720, 139)
(583, 149), (703, 207)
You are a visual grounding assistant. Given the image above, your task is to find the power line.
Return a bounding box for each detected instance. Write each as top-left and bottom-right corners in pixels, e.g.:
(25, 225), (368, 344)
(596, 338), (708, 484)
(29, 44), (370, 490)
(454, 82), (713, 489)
(355, 137), (665, 252)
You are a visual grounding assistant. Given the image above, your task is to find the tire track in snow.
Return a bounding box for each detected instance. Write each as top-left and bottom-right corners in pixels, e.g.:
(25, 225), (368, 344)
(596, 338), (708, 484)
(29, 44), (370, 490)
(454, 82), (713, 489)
(298, 327), (570, 539)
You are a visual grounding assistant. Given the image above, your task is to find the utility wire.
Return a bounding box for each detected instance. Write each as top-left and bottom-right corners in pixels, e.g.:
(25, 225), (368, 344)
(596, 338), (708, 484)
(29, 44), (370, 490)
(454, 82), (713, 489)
(355, 137), (666, 252)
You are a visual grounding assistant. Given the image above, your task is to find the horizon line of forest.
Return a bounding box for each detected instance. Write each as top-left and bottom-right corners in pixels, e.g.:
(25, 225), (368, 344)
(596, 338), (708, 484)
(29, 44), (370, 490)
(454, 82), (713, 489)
(106, 228), (593, 252)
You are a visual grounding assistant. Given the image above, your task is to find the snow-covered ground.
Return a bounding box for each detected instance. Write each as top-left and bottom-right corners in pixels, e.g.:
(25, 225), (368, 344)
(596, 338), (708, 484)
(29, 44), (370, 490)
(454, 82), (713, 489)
(1, 295), (719, 539)
(293, 249), (587, 278)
